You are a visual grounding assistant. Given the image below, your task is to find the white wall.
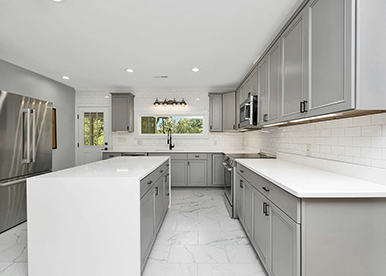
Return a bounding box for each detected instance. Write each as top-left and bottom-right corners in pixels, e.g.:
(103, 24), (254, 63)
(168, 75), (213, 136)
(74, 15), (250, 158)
(0, 59), (76, 171)
(76, 89), (244, 152)
(244, 113), (386, 169)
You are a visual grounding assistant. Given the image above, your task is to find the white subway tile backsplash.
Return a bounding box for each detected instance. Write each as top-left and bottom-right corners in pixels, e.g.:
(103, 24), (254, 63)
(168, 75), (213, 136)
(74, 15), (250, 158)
(371, 113), (386, 125)
(325, 137), (338, 146)
(331, 128), (345, 137)
(345, 127), (361, 137)
(337, 118), (353, 128)
(353, 116), (371, 126)
(352, 137), (371, 147)
(362, 126), (382, 137)
(372, 137), (386, 148)
(361, 148), (382, 159)
(371, 159), (386, 169)
(332, 146), (345, 155)
(345, 146), (361, 157)
(338, 137), (353, 146)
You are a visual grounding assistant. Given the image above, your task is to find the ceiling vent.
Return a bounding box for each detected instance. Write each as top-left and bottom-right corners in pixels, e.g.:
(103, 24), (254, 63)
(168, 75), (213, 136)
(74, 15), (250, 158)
(153, 76), (168, 79)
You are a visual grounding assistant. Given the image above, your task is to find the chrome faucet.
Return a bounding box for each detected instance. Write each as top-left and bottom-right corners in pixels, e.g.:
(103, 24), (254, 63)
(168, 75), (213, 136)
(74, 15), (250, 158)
(167, 128), (174, 150)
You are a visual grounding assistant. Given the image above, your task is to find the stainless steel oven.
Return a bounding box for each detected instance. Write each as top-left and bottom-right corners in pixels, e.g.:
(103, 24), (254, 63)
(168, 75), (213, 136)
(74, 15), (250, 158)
(223, 152), (276, 219)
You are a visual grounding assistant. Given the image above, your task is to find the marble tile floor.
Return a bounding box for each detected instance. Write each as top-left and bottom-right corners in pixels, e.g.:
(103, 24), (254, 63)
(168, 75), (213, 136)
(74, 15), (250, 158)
(0, 188), (266, 276)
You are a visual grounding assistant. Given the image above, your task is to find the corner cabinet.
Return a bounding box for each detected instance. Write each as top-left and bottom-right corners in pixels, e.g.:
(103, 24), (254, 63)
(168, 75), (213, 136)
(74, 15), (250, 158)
(209, 94), (223, 132)
(111, 93), (135, 132)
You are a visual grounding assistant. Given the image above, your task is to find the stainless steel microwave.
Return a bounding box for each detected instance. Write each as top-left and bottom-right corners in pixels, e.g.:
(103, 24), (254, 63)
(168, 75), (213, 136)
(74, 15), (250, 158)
(239, 94), (258, 128)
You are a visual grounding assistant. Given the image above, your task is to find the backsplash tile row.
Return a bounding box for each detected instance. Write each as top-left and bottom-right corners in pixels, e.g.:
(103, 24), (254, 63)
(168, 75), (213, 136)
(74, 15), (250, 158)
(244, 113), (386, 169)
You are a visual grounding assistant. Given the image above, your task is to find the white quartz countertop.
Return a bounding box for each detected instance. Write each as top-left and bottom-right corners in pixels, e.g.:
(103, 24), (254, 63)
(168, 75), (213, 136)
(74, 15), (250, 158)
(33, 156), (169, 180)
(236, 159), (386, 198)
(104, 149), (256, 154)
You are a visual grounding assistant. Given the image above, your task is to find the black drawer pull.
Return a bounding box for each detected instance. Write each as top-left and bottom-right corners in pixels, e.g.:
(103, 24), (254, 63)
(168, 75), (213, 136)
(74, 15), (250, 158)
(155, 187), (159, 196)
(147, 181), (153, 185)
(160, 170), (164, 173)
(240, 180), (244, 188)
(195, 155), (200, 158)
(240, 169), (244, 173)
(262, 186), (270, 192)
(167, 164), (169, 167)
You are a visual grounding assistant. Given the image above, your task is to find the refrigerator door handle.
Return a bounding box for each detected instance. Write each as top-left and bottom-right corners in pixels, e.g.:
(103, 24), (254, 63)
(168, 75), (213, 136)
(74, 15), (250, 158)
(32, 109), (36, 163)
(21, 108), (31, 164)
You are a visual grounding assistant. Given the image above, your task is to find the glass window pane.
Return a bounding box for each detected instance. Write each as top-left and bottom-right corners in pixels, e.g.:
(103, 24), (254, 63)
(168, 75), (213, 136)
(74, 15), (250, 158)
(141, 116), (204, 134)
(84, 112), (104, 146)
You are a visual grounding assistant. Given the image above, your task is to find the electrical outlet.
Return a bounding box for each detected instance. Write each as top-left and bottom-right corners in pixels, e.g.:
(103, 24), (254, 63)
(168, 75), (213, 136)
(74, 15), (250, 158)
(138, 140), (142, 145)
(306, 144), (311, 156)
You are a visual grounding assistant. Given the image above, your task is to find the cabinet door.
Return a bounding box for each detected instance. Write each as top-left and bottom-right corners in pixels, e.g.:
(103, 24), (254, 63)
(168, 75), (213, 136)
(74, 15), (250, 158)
(111, 94), (134, 132)
(268, 42), (281, 123)
(251, 69), (258, 96)
(188, 160), (207, 186)
(253, 190), (269, 267)
(154, 178), (164, 232)
(244, 77), (252, 99)
(140, 188), (155, 265)
(222, 92), (236, 131)
(243, 181), (253, 237)
(281, 9), (308, 120)
(258, 56), (269, 124)
(209, 94), (223, 132)
(236, 174), (244, 221)
(306, 0), (354, 115)
(212, 154), (224, 186)
(171, 160), (188, 187)
(268, 203), (300, 276)
(163, 173), (170, 213)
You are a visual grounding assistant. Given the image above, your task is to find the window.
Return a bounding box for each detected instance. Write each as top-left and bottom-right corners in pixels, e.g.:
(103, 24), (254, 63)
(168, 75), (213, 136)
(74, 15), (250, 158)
(84, 112), (104, 146)
(141, 116), (204, 134)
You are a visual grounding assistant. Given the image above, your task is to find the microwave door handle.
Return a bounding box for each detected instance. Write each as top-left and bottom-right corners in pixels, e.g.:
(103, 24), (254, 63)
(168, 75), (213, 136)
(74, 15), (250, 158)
(21, 108), (31, 164)
(244, 103), (251, 119)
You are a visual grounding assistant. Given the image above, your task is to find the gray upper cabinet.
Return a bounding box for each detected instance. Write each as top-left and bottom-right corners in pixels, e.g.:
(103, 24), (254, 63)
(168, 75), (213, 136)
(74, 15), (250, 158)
(305, 0), (355, 116)
(111, 93), (135, 132)
(251, 69), (258, 96)
(281, 9), (308, 121)
(268, 42), (281, 123)
(209, 94), (223, 132)
(258, 56), (269, 124)
(222, 92), (236, 131)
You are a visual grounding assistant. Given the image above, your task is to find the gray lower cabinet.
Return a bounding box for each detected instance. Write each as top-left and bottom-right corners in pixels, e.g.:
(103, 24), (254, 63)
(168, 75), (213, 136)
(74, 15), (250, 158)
(140, 187), (154, 267)
(140, 161), (169, 271)
(236, 165), (300, 276)
(171, 160), (188, 186)
(212, 154), (224, 186)
(188, 159), (207, 187)
(111, 93), (135, 132)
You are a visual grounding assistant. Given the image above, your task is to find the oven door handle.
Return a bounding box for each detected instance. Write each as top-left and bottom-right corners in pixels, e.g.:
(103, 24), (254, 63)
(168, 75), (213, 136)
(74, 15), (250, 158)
(222, 162), (233, 172)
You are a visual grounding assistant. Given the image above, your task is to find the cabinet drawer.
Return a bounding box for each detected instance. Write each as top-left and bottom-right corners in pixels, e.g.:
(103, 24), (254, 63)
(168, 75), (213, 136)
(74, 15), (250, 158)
(153, 161), (169, 182)
(237, 163), (300, 223)
(188, 153), (207, 160)
(149, 153), (187, 160)
(102, 152), (121, 160)
(140, 173), (156, 199)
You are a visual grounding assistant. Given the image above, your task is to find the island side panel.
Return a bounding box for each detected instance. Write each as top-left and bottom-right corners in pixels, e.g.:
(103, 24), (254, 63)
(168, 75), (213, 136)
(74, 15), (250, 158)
(302, 198), (386, 276)
(27, 177), (141, 276)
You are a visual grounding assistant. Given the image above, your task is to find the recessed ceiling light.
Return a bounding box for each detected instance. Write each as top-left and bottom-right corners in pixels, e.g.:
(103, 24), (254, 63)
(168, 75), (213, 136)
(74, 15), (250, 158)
(62, 76), (70, 80)
(125, 68), (135, 73)
(52, 0), (64, 2)
(192, 68), (200, 72)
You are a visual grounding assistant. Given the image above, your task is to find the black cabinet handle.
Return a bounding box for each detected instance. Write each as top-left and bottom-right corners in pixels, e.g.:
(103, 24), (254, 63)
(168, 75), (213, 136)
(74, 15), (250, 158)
(262, 202), (266, 215)
(240, 180), (244, 188)
(147, 181), (153, 185)
(264, 203), (269, 216)
(263, 114), (268, 122)
(166, 164), (169, 167)
(155, 187), (158, 196)
(195, 155), (200, 158)
(210, 125), (213, 130)
(127, 126), (130, 131)
(160, 170), (164, 173)
(166, 192), (170, 196)
(233, 124), (236, 129)
(240, 169), (244, 173)
(300, 101), (303, 113)
(262, 186), (270, 192)
(303, 100), (308, 112)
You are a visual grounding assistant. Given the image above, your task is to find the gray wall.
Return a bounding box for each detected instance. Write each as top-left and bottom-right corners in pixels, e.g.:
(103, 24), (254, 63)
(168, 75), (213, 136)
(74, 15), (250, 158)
(0, 59), (75, 171)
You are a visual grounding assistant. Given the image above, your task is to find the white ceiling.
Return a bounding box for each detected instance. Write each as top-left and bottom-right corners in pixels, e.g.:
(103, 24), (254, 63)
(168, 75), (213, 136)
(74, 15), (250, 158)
(0, 0), (302, 90)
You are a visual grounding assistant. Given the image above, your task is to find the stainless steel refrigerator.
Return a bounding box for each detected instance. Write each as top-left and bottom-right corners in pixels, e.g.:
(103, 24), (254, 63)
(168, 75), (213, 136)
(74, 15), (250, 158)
(0, 90), (53, 233)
